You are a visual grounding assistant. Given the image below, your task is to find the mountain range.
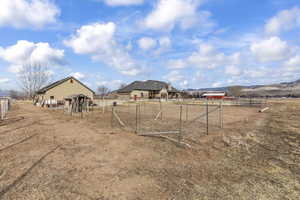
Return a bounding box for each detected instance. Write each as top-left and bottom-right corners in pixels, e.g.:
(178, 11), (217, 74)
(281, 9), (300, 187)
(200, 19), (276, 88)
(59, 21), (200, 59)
(185, 79), (300, 97)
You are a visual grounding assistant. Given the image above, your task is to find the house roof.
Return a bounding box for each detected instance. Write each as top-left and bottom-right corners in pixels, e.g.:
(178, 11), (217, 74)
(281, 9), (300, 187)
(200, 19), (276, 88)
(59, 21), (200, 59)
(117, 80), (179, 93)
(36, 76), (95, 94)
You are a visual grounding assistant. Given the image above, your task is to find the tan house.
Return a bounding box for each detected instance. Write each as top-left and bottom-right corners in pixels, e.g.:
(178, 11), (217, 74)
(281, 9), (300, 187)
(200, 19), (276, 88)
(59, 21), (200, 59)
(35, 77), (95, 105)
(117, 80), (180, 100)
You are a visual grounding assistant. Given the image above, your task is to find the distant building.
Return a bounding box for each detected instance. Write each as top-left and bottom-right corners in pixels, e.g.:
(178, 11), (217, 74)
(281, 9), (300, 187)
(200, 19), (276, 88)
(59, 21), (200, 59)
(202, 91), (226, 99)
(117, 80), (180, 100)
(35, 77), (95, 106)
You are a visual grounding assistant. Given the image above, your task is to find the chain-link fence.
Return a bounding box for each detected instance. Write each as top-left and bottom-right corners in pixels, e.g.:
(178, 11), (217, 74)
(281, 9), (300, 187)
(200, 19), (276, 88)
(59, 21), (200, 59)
(111, 100), (224, 144)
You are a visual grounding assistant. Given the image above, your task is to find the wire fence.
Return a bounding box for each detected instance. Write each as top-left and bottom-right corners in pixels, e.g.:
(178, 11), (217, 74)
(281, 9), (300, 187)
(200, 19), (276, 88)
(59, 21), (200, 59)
(111, 100), (225, 145)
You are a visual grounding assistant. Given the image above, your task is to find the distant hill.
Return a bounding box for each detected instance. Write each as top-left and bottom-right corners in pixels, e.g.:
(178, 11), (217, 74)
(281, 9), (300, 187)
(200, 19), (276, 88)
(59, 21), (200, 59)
(0, 90), (8, 97)
(185, 79), (300, 97)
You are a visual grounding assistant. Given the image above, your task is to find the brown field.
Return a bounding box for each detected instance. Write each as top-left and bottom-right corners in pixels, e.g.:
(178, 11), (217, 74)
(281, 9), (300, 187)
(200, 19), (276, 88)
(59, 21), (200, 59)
(0, 100), (299, 199)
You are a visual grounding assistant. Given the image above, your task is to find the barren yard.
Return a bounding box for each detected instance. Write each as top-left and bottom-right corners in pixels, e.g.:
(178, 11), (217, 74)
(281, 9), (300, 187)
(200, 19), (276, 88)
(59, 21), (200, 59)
(0, 100), (299, 199)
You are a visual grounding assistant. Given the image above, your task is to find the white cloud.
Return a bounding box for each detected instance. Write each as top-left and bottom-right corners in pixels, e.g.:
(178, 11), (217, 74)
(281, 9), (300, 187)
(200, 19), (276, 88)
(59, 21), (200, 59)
(143, 0), (206, 31)
(64, 22), (142, 76)
(159, 37), (171, 49)
(284, 55), (300, 71)
(96, 79), (123, 89)
(71, 72), (85, 80)
(250, 37), (291, 62)
(163, 70), (186, 84)
(155, 36), (172, 55)
(187, 44), (226, 69)
(0, 78), (10, 84)
(167, 59), (187, 69)
(0, 0), (60, 29)
(102, 0), (144, 6)
(265, 7), (300, 35)
(64, 22), (116, 55)
(167, 43), (243, 70)
(212, 82), (222, 88)
(138, 37), (157, 50)
(244, 68), (268, 78)
(225, 65), (241, 76)
(0, 40), (65, 73)
(179, 80), (189, 88)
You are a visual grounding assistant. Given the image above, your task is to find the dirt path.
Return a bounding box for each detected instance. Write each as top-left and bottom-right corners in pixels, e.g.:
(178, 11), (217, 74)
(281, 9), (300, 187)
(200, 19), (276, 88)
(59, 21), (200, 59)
(0, 102), (171, 199)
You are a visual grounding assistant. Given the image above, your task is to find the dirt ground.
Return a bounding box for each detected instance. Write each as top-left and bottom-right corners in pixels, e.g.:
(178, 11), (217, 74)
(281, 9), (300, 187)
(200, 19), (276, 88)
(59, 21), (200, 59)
(0, 100), (299, 199)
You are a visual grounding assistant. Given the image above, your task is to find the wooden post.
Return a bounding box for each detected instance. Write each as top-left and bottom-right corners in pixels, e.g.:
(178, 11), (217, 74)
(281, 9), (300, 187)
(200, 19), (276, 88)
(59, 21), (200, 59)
(219, 100), (222, 128)
(135, 104), (138, 134)
(221, 100), (223, 128)
(102, 96), (105, 114)
(160, 100), (162, 120)
(206, 99), (209, 135)
(111, 106), (114, 128)
(186, 104), (188, 121)
(179, 105), (183, 142)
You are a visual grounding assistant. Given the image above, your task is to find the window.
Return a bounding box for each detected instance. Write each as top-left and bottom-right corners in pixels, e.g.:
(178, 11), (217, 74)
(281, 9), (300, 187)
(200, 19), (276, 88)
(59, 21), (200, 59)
(50, 96), (54, 99)
(70, 79), (73, 83)
(141, 92), (144, 98)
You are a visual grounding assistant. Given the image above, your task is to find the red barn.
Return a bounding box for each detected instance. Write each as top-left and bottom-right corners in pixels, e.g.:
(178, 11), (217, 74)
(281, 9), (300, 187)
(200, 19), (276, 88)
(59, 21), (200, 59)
(202, 92), (226, 100)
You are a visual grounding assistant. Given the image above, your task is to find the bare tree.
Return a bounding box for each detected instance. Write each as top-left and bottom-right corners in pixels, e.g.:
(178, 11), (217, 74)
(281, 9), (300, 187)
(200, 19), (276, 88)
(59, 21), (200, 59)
(119, 83), (127, 90)
(227, 86), (243, 97)
(97, 85), (110, 97)
(17, 63), (52, 99)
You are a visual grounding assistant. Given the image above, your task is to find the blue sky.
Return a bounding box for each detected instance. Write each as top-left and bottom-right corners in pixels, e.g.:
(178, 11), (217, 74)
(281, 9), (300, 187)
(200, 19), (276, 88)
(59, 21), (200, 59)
(1, 0), (300, 91)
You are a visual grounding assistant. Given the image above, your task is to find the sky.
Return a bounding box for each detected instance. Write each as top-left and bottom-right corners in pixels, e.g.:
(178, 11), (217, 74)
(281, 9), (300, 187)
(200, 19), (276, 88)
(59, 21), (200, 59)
(1, 0), (300, 91)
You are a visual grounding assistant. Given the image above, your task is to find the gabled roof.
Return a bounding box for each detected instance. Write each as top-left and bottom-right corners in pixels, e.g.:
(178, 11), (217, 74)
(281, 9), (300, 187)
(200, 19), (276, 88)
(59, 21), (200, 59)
(36, 77), (95, 94)
(117, 80), (179, 93)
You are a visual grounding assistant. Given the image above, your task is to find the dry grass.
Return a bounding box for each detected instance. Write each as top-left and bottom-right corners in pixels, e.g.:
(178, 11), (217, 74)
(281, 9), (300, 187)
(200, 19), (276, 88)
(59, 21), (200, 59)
(0, 100), (299, 199)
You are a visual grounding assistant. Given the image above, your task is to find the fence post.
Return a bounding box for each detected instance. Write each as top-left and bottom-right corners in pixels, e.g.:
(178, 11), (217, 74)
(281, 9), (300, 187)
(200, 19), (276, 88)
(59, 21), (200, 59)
(111, 106), (114, 128)
(160, 100), (162, 120)
(102, 96), (105, 114)
(219, 100), (224, 128)
(206, 99), (209, 135)
(179, 105), (183, 142)
(186, 104), (188, 121)
(135, 104), (138, 134)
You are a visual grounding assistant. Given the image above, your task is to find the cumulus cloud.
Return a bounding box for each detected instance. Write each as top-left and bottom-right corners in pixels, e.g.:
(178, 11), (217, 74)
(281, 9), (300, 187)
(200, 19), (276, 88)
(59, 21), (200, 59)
(163, 70), (188, 87)
(138, 37), (157, 50)
(284, 55), (300, 71)
(102, 0), (144, 6)
(70, 72), (86, 80)
(225, 65), (241, 76)
(167, 59), (187, 69)
(0, 40), (65, 73)
(155, 36), (172, 55)
(64, 22), (142, 76)
(143, 0), (210, 31)
(265, 7), (300, 35)
(250, 37), (291, 62)
(0, 78), (10, 84)
(0, 0), (60, 29)
(96, 79), (123, 89)
(187, 44), (227, 69)
(167, 43), (243, 71)
(212, 82), (222, 88)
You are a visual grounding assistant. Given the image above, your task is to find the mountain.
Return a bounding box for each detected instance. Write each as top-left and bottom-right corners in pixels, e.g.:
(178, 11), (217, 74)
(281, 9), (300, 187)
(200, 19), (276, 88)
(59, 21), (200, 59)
(0, 90), (9, 97)
(185, 79), (300, 97)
